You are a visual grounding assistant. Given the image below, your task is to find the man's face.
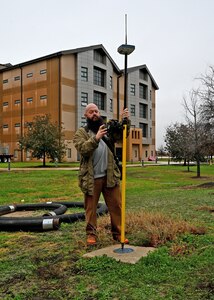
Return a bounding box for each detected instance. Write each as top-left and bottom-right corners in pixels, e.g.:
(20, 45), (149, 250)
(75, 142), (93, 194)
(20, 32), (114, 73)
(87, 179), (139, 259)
(85, 105), (100, 121)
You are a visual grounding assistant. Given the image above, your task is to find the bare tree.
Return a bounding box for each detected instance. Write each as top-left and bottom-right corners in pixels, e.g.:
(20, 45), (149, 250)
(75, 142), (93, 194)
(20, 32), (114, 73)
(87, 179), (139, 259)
(197, 66), (214, 160)
(183, 89), (207, 177)
(198, 66), (214, 125)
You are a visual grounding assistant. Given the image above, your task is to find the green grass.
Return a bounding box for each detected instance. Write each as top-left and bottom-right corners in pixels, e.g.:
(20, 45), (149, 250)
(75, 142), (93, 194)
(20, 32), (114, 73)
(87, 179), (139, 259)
(0, 164), (213, 299)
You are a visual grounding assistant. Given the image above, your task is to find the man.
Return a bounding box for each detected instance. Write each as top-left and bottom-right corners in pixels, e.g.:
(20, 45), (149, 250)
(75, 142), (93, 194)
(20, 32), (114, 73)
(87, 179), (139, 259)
(73, 103), (130, 245)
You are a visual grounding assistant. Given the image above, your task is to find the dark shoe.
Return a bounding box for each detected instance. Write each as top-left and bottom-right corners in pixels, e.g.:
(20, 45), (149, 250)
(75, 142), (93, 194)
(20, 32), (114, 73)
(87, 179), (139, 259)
(87, 235), (97, 246)
(113, 235), (129, 244)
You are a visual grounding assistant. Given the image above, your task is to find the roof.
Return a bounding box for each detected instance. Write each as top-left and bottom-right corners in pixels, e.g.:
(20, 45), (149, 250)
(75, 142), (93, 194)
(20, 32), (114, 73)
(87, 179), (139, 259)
(126, 64), (159, 90)
(0, 44), (121, 74)
(0, 45), (159, 89)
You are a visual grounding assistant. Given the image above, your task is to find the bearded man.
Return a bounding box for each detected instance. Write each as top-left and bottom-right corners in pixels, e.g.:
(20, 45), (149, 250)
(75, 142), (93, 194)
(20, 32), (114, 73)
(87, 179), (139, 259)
(73, 103), (130, 245)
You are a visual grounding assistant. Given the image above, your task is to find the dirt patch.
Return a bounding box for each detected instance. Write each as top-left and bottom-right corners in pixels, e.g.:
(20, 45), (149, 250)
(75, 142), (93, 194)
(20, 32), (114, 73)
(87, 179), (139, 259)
(2, 211), (42, 217)
(197, 182), (214, 188)
(182, 181), (214, 190)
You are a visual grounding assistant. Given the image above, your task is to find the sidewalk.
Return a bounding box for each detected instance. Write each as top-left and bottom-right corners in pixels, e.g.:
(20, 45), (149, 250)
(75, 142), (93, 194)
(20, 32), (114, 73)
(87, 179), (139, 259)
(0, 162), (171, 172)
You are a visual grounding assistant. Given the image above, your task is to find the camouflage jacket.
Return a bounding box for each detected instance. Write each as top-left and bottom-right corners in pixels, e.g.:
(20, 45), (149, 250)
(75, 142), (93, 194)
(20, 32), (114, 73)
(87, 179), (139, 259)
(73, 127), (121, 195)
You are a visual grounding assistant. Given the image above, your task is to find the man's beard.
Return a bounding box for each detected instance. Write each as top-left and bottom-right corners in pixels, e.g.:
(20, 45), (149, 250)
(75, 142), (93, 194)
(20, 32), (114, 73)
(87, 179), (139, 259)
(86, 117), (104, 133)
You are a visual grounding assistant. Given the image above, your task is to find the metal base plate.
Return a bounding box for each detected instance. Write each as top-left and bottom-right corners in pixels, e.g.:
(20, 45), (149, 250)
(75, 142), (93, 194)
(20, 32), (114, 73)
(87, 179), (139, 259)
(113, 247), (134, 254)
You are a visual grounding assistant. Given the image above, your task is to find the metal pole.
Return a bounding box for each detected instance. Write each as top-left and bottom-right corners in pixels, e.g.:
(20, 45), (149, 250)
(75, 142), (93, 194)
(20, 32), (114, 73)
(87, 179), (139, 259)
(121, 124), (127, 249)
(124, 54), (128, 109)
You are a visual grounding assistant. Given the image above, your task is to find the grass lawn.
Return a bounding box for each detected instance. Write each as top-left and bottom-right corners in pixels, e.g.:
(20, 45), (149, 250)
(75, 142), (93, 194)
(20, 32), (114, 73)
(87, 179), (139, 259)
(0, 164), (213, 299)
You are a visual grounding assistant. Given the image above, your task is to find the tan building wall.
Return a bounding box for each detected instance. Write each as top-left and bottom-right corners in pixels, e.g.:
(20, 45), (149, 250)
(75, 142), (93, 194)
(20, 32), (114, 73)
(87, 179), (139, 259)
(0, 45), (158, 163)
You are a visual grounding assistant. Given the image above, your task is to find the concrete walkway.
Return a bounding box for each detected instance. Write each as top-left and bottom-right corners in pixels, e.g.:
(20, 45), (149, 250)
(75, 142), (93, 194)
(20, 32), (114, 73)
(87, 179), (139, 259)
(0, 162), (177, 172)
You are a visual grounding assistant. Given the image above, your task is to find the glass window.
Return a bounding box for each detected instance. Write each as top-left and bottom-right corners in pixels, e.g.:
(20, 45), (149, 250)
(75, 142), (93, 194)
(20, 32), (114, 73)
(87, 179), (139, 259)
(81, 67), (88, 81)
(3, 79), (8, 84)
(14, 76), (20, 81)
(27, 73), (33, 78)
(81, 92), (88, 106)
(139, 83), (147, 99)
(67, 148), (71, 158)
(94, 50), (106, 64)
(14, 150), (18, 158)
(81, 117), (87, 126)
(3, 124), (9, 129)
(139, 70), (148, 81)
(94, 67), (105, 87)
(40, 69), (47, 75)
(3, 102), (8, 106)
(139, 123), (147, 138)
(110, 76), (113, 89)
(94, 91), (105, 110)
(40, 95), (47, 100)
(109, 99), (113, 112)
(130, 104), (135, 116)
(27, 97), (33, 102)
(139, 103), (147, 118)
(130, 84), (135, 96)
(14, 123), (21, 127)
(15, 99), (21, 105)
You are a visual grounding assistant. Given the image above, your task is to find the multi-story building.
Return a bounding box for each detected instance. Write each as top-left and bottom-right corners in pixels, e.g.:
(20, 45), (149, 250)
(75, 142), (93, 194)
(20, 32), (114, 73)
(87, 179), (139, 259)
(0, 44), (158, 162)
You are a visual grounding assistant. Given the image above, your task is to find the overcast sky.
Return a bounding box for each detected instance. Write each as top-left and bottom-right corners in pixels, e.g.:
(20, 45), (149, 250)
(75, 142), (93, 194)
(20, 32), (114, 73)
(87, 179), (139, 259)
(1, 0), (214, 147)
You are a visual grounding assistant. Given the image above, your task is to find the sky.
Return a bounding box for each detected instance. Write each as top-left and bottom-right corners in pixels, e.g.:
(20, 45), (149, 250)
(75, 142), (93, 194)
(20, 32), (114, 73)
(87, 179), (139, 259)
(1, 0), (214, 148)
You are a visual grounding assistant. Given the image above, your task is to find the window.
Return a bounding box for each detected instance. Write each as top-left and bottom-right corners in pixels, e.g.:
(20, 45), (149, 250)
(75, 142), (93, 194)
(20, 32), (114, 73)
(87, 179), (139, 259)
(15, 99), (21, 105)
(139, 123), (147, 138)
(94, 67), (105, 87)
(150, 90), (152, 101)
(94, 91), (105, 110)
(67, 148), (71, 159)
(94, 49), (106, 64)
(130, 104), (135, 116)
(109, 99), (113, 112)
(150, 127), (152, 138)
(3, 79), (8, 84)
(14, 76), (20, 81)
(26, 150), (31, 158)
(27, 97), (33, 102)
(139, 83), (147, 99)
(110, 76), (113, 89)
(81, 117), (87, 126)
(14, 123), (21, 128)
(150, 109), (152, 119)
(27, 72), (33, 78)
(14, 150), (18, 158)
(81, 67), (88, 81)
(139, 70), (148, 81)
(81, 92), (88, 106)
(3, 102), (8, 107)
(40, 95), (47, 100)
(139, 103), (147, 118)
(40, 69), (47, 75)
(3, 124), (9, 129)
(130, 84), (135, 96)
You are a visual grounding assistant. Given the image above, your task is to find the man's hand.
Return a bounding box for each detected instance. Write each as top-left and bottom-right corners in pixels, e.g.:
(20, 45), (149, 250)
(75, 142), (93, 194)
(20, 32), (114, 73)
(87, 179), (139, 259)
(96, 125), (107, 141)
(121, 108), (129, 119)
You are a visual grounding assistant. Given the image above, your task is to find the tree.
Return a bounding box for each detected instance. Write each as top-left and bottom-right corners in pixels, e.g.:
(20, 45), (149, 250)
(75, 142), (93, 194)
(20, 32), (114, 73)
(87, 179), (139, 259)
(198, 66), (214, 126)
(19, 114), (66, 167)
(197, 66), (214, 160)
(183, 89), (207, 177)
(165, 122), (194, 169)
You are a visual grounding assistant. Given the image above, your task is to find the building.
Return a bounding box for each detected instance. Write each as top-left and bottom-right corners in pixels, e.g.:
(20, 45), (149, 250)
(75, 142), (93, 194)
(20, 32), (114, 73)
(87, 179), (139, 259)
(0, 44), (159, 162)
